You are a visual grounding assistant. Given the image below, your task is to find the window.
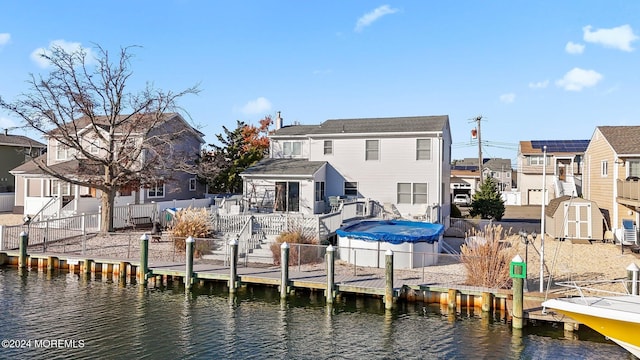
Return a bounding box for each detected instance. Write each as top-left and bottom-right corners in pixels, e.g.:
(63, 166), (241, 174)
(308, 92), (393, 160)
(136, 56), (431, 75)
(344, 182), (358, 197)
(365, 140), (379, 161)
(315, 181), (325, 202)
(148, 181), (165, 198)
(189, 178), (197, 191)
(528, 155), (550, 166)
(283, 141), (302, 157)
(413, 183), (428, 204)
(89, 139), (100, 154)
(416, 139), (431, 160)
(50, 180), (71, 196)
(56, 142), (70, 160)
(601, 160), (608, 177)
(323, 140), (333, 155)
(397, 182), (428, 204)
(397, 183), (411, 203)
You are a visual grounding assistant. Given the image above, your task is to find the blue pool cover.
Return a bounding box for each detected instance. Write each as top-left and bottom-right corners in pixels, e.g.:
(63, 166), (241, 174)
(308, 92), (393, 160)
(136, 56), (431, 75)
(336, 220), (444, 244)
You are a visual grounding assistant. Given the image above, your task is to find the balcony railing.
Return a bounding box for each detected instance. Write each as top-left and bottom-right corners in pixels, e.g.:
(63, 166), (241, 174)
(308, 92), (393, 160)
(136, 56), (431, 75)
(617, 179), (640, 201)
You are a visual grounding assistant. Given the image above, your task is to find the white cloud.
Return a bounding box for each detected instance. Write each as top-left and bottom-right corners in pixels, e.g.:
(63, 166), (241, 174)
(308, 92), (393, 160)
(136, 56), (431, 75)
(499, 93), (515, 103)
(0, 116), (18, 129)
(30, 39), (96, 68)
(555, 68), (603, 91)
(355, 5), (399, 32)
(565, 41), (584, 54)
(528, 80), (549, 89)
(239, 97), (272, 115)
(0, 33), (10, 46)
(583, 24), (638, 52)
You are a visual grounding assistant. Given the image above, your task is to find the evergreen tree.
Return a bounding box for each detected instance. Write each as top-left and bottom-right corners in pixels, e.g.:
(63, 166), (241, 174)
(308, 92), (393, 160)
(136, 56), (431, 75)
(469, 177), (505, 220)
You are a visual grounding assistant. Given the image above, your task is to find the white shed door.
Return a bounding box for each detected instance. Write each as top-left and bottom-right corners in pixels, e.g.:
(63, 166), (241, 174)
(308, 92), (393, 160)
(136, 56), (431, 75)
(563, 203), (592, 239)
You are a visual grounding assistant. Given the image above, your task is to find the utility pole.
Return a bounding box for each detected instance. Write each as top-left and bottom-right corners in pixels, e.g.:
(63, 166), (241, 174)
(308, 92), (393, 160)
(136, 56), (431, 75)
(471, 115), (484, 186)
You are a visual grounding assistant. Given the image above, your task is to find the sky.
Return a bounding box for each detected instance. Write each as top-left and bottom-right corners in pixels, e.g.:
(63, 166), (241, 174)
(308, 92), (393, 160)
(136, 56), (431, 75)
(2, 1), (640, 166)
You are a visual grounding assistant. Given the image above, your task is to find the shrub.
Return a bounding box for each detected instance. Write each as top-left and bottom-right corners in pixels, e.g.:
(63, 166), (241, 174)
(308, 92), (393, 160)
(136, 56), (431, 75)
(169, 207), (214, 252)
(460, 224), (518, 289)
(270, 229), (321, 265)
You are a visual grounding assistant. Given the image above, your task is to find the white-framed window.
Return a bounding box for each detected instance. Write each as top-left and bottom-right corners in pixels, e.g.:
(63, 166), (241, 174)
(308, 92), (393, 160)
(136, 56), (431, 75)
(344, 181), (358, 197)
(528, 155), (550, 166)
(627, 160), (640, 178)
(323, 140), (333, 155)
(56, 141), (70, 160)
(397, 183), (411, 204)
(189, 178), (197, 192)
(283, 141), (302, 157)
(506, 172), (511, 178)
(365, 140), (379, 161)
(601, 160), (608, 177)
(50, 180), (71, 196)
(89, 139), (100, 154)
(416, 139), (431, 160)
(397, 182), (428, 204)
(413, 183), (428, 204)
(148, 181), (165, 198)
(315, 181), (325, 202)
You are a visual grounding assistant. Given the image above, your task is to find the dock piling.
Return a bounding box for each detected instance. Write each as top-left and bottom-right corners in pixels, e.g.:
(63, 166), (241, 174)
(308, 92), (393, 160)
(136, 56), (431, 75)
(510, 255), (526, 329)
(281, 242), (289, 299)
(229, 238), (238, 293)
(627, 263), (639, 295)
(18, 231), (28, 269)
(326, 245), (335, 304)
(185, 236), (195, 291)
(384, 249), (394, 310)
(139, 234), (149, 285)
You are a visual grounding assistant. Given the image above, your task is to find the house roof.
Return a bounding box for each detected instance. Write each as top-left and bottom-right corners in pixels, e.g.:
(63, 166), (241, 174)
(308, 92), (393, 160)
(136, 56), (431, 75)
(519, 140), (589, 155)
(484, 158), (512, 171)
(597, 126), (640, 155)
(0, 133), (45, 148)
(46, 112), (205, 141)
(272, 115), (449, 137)
(241, 158), (326, 177)
(10, 154), (80, 176)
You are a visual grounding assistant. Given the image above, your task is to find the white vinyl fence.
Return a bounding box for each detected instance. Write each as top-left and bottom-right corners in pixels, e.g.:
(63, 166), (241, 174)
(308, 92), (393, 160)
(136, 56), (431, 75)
(0, 193), (14, 212)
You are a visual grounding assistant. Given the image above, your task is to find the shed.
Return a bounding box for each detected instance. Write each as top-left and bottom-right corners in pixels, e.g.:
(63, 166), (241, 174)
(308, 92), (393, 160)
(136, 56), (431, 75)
(545, 196), (604, 241)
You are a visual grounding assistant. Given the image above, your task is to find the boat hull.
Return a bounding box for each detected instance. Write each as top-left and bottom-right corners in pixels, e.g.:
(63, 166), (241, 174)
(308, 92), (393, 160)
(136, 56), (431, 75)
(543, 297), (640, 358)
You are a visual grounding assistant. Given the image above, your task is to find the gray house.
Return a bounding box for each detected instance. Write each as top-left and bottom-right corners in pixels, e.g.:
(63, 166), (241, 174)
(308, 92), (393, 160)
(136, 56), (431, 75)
(0, 130), (45, 193)
(241, 113), (452, 223)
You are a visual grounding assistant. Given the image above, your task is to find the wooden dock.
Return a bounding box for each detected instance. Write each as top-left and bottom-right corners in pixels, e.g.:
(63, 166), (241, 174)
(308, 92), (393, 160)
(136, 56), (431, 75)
(0, 249), (579, 330)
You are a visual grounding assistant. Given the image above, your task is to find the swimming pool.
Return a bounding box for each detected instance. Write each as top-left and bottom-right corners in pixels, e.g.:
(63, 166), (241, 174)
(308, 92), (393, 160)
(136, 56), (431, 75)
(336, 220), (445, 269)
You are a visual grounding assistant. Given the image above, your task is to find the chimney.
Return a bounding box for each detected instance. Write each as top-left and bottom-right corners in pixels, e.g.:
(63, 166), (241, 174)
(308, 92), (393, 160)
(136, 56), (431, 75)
(275, 111), (283, 130)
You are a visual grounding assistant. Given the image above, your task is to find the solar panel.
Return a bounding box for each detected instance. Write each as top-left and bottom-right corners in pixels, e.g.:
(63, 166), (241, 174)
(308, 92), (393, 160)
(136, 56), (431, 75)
(530, 140), (589, 153)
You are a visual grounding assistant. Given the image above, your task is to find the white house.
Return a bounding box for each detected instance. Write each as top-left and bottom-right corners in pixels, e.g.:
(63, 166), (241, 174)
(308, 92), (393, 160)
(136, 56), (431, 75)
(240, 113), (452, 223)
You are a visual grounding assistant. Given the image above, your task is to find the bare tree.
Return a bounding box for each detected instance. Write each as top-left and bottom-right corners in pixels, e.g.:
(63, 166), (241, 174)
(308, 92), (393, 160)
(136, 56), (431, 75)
(0, 45), (200, 232)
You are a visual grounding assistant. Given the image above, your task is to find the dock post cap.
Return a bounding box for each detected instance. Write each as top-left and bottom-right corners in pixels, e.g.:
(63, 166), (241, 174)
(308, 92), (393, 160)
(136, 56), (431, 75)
(281, 242), (289, 249)
(186, 236), (195, 243)
(385, 249), (393, 255)
(627, 263), (640, 271)
(326, 245), (334, 252)
(512, 255), (523, 263)
(229, 238), (238, 245)
(140, 233), (149, 241)
(19, 231), (28, 237)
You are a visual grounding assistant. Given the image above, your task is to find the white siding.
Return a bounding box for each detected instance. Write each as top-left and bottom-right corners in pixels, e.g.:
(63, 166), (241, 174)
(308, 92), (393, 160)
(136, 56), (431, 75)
(309, 135), (442, 216)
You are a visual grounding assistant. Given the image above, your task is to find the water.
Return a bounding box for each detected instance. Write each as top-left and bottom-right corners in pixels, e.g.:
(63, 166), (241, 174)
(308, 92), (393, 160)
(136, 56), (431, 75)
(0, 268), (633, 359)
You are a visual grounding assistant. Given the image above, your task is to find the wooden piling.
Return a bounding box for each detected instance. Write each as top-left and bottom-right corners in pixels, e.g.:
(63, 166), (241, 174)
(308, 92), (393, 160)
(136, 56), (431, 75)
(481, 292), (493, 313)
(185, 236), (195, 291)
(384, 249), (394, 310)
(139, 234), (149, 285)
(229, 238), (238, 294)
(326, 245), (335, 304)
(448, 289), (457, 311)
(18, 231), (28, 269)
(511, 255), (525, 329)
(281, 242), (290, 299)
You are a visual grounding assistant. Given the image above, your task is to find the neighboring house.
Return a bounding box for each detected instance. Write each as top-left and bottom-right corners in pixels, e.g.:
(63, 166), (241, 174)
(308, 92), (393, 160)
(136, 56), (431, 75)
(450, 158), (512, 199)
(240, 113), (452, 223)
(583, 126), (640, 240)
(10, 113), (205, 216)
(0, 130), (45, 193)
(517, 140), (589, 205)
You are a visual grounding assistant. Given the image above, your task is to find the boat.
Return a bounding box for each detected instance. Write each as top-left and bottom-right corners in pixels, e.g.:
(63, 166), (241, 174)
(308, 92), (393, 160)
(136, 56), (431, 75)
(542, 281), (640, 358)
